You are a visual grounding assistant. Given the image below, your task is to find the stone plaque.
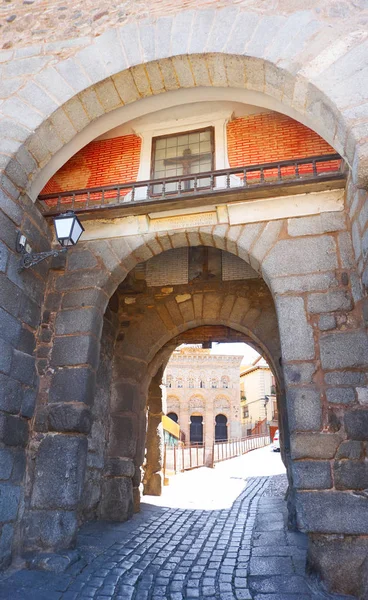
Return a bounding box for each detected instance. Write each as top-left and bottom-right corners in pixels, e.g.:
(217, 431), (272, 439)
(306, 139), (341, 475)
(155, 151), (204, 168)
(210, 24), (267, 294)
(149, 211), (217, 232)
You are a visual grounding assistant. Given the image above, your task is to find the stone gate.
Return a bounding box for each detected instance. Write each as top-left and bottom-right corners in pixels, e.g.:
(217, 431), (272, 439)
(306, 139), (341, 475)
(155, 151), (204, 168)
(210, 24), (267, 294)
(0, 3), (368, 597)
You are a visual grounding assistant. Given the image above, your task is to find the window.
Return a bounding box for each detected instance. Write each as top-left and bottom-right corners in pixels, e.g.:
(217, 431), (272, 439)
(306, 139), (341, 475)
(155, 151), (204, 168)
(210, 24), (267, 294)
(188, 378), (194, 389)
(221, 376), (229, 389)
(166, 375), (172, 388)
(151, 127), (214, 193)
(242, 406), (249, 419)
(199, 379), (205, 389)
(176, 378), (183, 388)
(211, 378), (218, 389)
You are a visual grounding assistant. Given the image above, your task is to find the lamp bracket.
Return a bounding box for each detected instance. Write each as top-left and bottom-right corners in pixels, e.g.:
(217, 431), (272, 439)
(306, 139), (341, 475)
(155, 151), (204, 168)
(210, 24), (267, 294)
(17, 233), (67, 272)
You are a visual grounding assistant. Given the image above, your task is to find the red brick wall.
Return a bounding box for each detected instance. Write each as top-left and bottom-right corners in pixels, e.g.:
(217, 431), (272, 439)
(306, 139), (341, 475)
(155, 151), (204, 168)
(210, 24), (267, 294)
(41, 134), (141, 197)
(227, 113), (339, 178)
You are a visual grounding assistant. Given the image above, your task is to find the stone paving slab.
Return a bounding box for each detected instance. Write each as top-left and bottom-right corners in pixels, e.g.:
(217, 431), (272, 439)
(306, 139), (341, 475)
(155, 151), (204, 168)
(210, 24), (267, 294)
(0, 449), (356, 599)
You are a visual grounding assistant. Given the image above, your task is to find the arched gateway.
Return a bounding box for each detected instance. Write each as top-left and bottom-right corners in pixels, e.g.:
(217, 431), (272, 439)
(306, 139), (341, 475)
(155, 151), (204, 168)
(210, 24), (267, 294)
(0, 5), (368, 597)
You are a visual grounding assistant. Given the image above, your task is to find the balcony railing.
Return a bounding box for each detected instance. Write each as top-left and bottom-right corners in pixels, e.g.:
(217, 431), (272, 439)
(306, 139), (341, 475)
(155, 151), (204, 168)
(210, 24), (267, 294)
(37, 154), (344, 217)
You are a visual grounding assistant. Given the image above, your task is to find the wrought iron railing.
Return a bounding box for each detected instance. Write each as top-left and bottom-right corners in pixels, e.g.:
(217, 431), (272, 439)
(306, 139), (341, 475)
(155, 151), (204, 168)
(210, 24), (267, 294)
(212, 434), (270, 464)
(37, 153), (344, 216)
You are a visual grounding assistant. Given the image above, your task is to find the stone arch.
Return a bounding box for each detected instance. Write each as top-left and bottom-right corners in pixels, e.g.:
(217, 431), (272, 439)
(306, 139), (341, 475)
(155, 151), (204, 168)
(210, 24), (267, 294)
(2, 10), (368, 200)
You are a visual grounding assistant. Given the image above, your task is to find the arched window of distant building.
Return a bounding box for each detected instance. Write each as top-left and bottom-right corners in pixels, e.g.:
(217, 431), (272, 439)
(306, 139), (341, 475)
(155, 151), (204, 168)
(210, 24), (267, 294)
(176, 378), (183, 388)
(166, 374), (172, 388)
(211, 378), (218, 389)
(199, 379), (205, 389)
(167, 412), (178, 423)
(188, 377), (195, 388)
(221, 376), (229, 389)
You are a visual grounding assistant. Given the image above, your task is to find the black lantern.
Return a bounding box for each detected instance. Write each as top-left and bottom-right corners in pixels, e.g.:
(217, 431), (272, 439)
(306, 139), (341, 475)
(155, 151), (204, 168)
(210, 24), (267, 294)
(17, 211), (84, 271)
(54, 211), (84, 247)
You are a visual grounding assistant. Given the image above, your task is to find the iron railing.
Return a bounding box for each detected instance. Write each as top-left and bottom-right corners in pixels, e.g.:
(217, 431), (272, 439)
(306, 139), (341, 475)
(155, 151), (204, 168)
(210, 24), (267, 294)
(37, 153), (343, 216)
(163, 443), (206, 477)
(162, 434), (270, 481)
(212, 435), (270, 464)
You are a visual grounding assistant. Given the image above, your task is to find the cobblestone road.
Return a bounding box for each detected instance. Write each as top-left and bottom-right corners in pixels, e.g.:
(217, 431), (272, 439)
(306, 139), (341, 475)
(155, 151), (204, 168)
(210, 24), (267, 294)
(0, 448), (353, 600)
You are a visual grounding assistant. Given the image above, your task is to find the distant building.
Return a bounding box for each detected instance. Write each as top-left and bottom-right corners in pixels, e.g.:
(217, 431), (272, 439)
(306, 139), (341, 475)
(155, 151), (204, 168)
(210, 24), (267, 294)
(240, 356), (278, 437)
(164, 347), (243, 448)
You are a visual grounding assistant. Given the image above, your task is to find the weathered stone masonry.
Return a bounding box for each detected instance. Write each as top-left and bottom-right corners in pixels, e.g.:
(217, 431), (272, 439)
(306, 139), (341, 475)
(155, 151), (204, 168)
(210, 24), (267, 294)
(0, 4), (368, 596)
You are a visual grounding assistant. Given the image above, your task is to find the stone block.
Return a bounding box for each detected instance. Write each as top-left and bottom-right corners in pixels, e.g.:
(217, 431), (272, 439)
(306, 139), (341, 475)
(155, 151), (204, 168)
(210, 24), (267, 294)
(283, 363), (316, 386)
(287, 388), (322, 432)
(0, 241), (8, 273)
(49, 367), (96, 405)
(276, 296), (314, 361)
(336, 441), (363, 460)
(296, 490), (368, 534)
(308, 534), (368, 598)
(287, 212), (345, 237)
(356, 387), (368, 405)
(23, 510), (77, 551)
(324, 371), (365, 386)
(0, 307), (21, 346)
(17, 327), (36, 355)
(21, 387), (37, 419)
(326, 387), (355, 404)
(0, 373), (22, 414)
(0, 414), (28, 447)
(318, 314), (336, 331)
(292, 460), (332, 490)
(111, 381), (139, 413)
(31, 435), (87, 510)
(263, 236), (338, 278)
(10, 448), (26, 483)
(320, 331), (368, 370)
(0, 449), (14, 480)
(0, 483), (20, 521)
(0, 523), (14, 569)
(268, 272), (338, 295)
(47, 403), (92, 434)
(51, 335), (99, 368)
(334, 460), (368, 490)
(11, 350), (35, 385)
(105, 457), (135, 478)
(108, 415), (137, 459)
(290, 433), (341, 460)
(55, 307), (102, 337)
(344, 410), (368, 441)
(307, 290), (352, 314)
(0, 338), (12, 375)
(61, 288), (108, 311)
(100, 477), (133, 522)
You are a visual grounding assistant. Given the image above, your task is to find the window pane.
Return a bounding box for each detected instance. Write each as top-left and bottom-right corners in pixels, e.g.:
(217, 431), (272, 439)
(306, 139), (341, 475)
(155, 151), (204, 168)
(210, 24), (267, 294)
(152, 128), (214, 188)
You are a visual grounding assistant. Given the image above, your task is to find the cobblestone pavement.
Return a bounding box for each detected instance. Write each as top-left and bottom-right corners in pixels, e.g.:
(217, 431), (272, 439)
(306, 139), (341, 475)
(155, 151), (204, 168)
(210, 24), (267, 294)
(0, 448), (354, 600)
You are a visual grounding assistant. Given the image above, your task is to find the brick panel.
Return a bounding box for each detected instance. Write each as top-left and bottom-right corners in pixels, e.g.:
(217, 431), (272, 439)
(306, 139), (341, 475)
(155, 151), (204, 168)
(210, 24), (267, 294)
(41, 134), (141, 198)
(227, 113), (339, 178)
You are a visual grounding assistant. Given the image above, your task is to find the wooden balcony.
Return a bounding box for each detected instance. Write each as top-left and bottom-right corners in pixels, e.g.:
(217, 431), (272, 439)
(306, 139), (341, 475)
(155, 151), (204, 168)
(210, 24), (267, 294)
(37, 154), (345, 220)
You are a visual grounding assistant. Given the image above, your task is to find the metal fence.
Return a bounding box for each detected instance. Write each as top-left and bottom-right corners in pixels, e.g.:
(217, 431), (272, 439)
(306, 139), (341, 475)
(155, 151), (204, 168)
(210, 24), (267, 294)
(212, 435), (270, 464)
(163, 444), (206, 478)
(163, 434), (270, 481)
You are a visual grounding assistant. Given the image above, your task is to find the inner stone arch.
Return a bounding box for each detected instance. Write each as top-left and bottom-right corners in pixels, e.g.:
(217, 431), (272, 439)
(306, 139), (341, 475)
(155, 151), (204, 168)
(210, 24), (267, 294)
(75, 244), (285, 523)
